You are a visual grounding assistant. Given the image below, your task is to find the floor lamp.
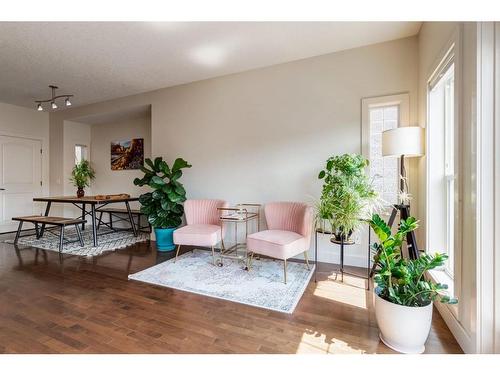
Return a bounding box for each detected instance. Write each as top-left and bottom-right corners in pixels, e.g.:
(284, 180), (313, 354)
(378, 126), (424, 260)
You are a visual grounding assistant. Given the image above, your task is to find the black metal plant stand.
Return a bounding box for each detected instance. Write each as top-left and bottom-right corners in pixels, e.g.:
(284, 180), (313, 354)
(314, 225), (371, 290)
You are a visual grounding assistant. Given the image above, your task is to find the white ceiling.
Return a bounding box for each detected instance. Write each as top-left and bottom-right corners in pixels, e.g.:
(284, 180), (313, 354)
(0, 22), (421, 109)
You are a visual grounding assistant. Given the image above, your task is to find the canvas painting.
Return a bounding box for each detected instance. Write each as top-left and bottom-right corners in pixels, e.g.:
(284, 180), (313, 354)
(111, 138), (144, 170)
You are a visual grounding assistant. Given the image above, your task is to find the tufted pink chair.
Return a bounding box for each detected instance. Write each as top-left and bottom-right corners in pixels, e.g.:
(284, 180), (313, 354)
(246, 201), (313, 284)
(173, 199), (227, 264)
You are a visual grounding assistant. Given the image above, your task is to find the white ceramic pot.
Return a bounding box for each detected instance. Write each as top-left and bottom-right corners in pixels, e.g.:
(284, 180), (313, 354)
(374, 290), (433, 354)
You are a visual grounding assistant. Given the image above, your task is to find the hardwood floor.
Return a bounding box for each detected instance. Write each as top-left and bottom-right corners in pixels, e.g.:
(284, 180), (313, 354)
(0, 238), (463, 354)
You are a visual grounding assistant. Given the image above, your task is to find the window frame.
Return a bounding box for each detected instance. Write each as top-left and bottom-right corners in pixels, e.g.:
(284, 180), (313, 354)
(74, 144), (89, 165)
(426, 41), (462, 319)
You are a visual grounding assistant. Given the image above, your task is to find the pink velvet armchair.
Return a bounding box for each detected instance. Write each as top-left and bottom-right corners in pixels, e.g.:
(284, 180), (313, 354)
(173, 199), (227, 264)
(246, 201), (313, 284)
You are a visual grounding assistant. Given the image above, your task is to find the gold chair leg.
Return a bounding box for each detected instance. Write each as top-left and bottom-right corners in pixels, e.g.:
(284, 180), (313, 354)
(174, 244), (181, 263)
(211, 246), (216, 266)
(283, 259), (287, 284)
(247, 251), (255, 270)
(304, 251), (310, 270)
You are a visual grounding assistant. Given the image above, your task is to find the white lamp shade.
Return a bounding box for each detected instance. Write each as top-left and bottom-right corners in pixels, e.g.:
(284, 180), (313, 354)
(382, 127), (424, 157)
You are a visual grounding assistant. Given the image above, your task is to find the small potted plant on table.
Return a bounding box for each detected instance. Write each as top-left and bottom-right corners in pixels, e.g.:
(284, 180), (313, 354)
(134, 157), (191, 251)
(70, 160), (96, 198)
(369, 214), (457, 353)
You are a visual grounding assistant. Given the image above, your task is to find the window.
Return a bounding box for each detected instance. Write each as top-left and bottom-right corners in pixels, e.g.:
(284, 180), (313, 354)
(428, 61), (455, 278)
(368, 105), (399, 205)
(75, 144), (88, 165)
(362, 93), (409, 207)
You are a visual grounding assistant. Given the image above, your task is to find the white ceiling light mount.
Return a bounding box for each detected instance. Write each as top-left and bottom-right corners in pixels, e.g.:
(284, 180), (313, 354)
(35, 85), (74, 111)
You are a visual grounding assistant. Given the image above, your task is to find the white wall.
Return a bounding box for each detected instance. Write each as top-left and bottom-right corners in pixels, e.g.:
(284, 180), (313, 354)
(90, 113), (151, 209)
(0, 102), (50, 214)
(50, 36), (418, 266)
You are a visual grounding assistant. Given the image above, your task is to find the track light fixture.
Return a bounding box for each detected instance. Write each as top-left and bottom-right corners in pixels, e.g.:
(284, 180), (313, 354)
(34, 85), (74, 111)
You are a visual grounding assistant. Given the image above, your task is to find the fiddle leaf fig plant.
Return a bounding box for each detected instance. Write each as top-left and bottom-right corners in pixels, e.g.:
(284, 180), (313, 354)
(370, 213), (458, 307)
(133, 157), (191, 229)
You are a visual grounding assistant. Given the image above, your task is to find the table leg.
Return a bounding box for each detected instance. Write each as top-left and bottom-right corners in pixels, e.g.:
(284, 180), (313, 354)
(39, 202), (51, 237)
(81, 203), (86, 230)
(91, 203), (98, 247)
(125, 201), (138, 236)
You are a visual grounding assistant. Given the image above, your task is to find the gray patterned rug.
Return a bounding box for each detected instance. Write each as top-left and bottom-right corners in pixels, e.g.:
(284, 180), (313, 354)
(128, 249), (314, 314)
(6, 228), (150, 256)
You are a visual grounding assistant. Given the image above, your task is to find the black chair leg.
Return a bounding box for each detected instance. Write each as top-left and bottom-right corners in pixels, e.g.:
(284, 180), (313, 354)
(58, 225), (65, 263)
(35, 223), (40, 239)
(14, 221), (23, 245)
(75, 223), (84, 247)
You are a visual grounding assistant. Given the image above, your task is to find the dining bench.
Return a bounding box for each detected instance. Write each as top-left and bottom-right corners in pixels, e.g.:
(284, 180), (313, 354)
(12, 216), (86, 255)
(96, 207), (151, 233)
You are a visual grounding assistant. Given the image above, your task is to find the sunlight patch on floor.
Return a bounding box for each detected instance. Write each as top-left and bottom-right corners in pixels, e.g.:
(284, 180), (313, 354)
(312, 274), (369, 309)
(296, 331), (366, 354)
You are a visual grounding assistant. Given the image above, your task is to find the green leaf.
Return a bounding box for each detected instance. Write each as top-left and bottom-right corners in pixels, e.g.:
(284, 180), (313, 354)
(370, 214), (391, 242)
(151, 175), (166, 186)
(145, 158), (155, 170)
(171, 158), (192, 173)
(318, 170), (326, 179)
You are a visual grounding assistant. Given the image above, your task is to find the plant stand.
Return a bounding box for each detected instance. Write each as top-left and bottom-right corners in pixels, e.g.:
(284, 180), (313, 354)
(314, 226), (371, 290)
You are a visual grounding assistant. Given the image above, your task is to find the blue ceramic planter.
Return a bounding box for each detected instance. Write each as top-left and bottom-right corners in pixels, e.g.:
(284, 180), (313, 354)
(154, 227), (176, 251)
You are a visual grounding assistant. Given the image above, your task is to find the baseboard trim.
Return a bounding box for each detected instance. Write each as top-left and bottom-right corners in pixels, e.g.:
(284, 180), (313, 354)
(434, 300), (474, 353)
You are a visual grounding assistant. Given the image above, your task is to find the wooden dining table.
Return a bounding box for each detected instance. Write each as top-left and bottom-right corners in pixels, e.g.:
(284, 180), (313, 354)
(33, 195), (139, 247)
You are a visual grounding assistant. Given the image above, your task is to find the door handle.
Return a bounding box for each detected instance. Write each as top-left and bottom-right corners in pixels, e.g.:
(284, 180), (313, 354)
(0, 188), (5, 191)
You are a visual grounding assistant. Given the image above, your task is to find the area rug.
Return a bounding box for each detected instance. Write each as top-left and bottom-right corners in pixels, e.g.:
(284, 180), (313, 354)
(128, 249), (314, 314)
(5, 228), (149, 257)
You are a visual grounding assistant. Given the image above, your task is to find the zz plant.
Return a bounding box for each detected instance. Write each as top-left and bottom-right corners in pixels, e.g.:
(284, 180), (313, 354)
(370, 213), (458, 307)
(133, 157), (191, 229)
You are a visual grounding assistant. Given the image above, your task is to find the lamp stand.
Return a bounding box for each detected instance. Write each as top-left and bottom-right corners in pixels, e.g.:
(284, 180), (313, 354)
(370, 155), (420, 277)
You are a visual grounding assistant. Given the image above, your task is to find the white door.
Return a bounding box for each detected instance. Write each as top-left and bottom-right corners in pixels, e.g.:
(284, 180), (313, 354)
(0, 136), (43, 232)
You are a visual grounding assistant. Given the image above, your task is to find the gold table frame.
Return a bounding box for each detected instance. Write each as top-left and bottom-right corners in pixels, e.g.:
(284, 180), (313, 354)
(216, 204), (261, 269)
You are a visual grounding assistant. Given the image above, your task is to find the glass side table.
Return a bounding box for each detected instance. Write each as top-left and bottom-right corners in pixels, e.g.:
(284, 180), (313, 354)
(217, 204), (261, 269)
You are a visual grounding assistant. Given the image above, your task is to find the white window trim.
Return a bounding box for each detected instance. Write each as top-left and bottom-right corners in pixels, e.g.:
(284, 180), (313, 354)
(476, 21), (500, 354)
(426, 42), (461, 320)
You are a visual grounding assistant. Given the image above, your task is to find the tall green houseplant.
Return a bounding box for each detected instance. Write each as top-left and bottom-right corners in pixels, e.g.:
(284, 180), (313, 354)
(134, 157), (191, 251)
(317, 153), (379, 242)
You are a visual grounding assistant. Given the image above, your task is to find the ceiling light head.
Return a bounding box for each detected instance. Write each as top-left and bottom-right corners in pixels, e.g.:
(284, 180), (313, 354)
(34, 85), (74, 112)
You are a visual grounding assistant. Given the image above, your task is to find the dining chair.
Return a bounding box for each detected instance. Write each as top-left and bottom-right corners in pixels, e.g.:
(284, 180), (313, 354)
(246, 201), (313, 284)
(173, 199), (227, 264)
